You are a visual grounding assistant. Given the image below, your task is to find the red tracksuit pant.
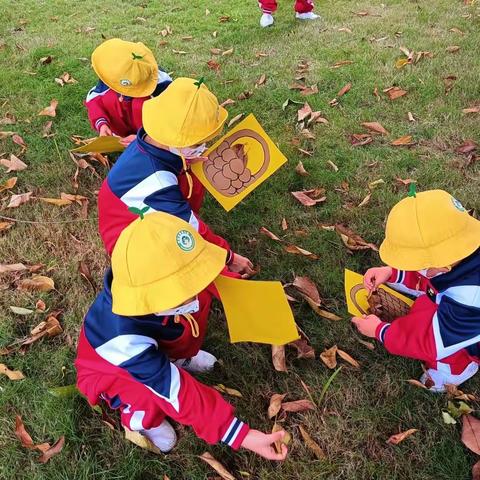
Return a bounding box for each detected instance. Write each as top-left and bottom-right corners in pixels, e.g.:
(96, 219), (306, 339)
(259, 0), (314, 14)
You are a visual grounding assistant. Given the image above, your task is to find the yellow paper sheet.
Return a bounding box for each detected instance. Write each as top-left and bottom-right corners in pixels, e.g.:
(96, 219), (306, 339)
(71, 136), (125, 154)
(213, 275), (299, 345)
(344, 269), (413, 317)
(191, 114), (288, 212)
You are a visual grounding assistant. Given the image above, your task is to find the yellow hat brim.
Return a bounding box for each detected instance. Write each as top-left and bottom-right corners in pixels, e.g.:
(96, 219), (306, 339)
(380, 214), (480, 270)
(111, 240), (227, 316)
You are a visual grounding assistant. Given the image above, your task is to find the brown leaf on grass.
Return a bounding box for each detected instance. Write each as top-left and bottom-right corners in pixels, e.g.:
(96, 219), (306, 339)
(272, 423), (291, 454)
(39, 55), (53, 65)
(0, 263), (27, 273)
(308, 111), (328, 125)
(301, 128), (316, 140)
(0, 221), (14, 232)
(213, 384), (242, 398)
(207, 59), (221, 72)
(408, 111), (416, 122)
(54, 72), (77, 87)
(12, 134), (26, 149)
(124, 427), (161, 454)
(284, 244), (319, 260)
(334, 224), (378, 252)
(407, 379), (428, 389)
(0, 113), (16, 125)
(268, 393), (287, 418)
(327, 160), (338, 172)
(338, 27), (352, 33)
(281, 218), (288, 231)
(291, 190), (326, 207)
(443, 75), (457, 95)
(222, 48), (234, 56)
(362, 122), (389, 135)
(297, 147), (313, 156)
(38, 99), (58, 117)
(386, 428), (418, 445)
(35, 299), (46, 312)
(39, 197), (72, 206)
(337, 82), (352, 97)
(391, 135), (414, 146)
(227, 113), (244, 128)
(38, 436), (65, 463)
(330, 60), (353, 68)
(456, 140), (477, 155)
(305, 297), (342, 320)
(8, 192), (32, 208)
(272, 345), (287, 372)
(0, 177), (17, 193)
(350, 134), (373, 147)
(288, 337), (315, 359)
(20, 316), (63, 348)
(1, 154), (27, 172)
(300, 85), (319, 96)
(172, 49), (187, 55)
(79, 261), (96, 292)
(445, 384), (479, 402)
(292, 276), (321, 305)
(219, 15), (231, 23)
(357, 192), (371, 208)
(281, 399), (315, 413)
(200, 452), (235, 480)
(15, 416), (35, 448)
(295, 161), (309, 176)
(220, 98), (235, 107)
(337, 349), (360, 368)
(289, 82), (308, 91)
(463, 106), (480, 114)
(320, 345), (338, 369)
(0, 131), (15, 139)
(299, 425), (325, 459)
(255, 74), (267, 87)
(357, 338), (375, 350)
(238, 91), (253, 101)
(42, 121), (54, 137)
(462, 415), (480, 455)
(0, 363), (24, 380)
(446, 45), (460, 53)
(259, 226), (281, 241)
(396, 177), (415, 187)
(297, 102), (312, 122)
(17, 275), (54, 292)
(385, 87), (407, 101)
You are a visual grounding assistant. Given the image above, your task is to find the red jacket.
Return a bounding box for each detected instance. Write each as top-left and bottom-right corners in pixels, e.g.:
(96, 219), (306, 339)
(84, 71), (172, 137)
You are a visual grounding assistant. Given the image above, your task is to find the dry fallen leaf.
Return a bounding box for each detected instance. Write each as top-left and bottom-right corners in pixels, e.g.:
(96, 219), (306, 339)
(38, 99), (58, 117)
(238, 91), (253, 101)
(268, 393), (287, 418)
(288, 337), (315, 359)
(1, 154), (27, 172)
(473, 461), (480, 480)
(337, 349), (360, 368)
(292, 276), (322, 305)
(407, 111), (416, 122)
(334, 224), (378, 252)
(227, 113), (244, 127)
(385, 87), (407, 101)
(259, 226), (281, 241)
(8, 192), (32, 208)
(463, 106), (480, 114)
(272, 344), (287, 372)
(255, 73), (267, 87)
(0, 177), (17, 193)
(15, 416), (35, 449)
(38, 436), (65, 463)
(284, 244), (319, 260)
(391, 135), (414, 146)
(446, 45), (460, 53)
(199, 452), (235, 480)
(281, 399), (315, 413)
(362, 122), (389, 135)
(207, 59), (221, 72)
(386, 428), (418, 445)
(337, 82), (352, 97)
(300, 84), (319, 96)
(462, 415), (480, 455)
(331, 60), (353, 68)
(297, 102), (312, 122)
(357, 192), (371, 208)
(0, 221), (14, 232)
(17, 275), (55, 292)
(281, 218), (288, 231)
(9, 306), (34, 315)
(350, 133), (373, 147)
(0, 263), (27, 273)
(305, 297), (342, 320)
(220, 98), (235, 107)
(272, 423), (291, 454)
(214, 384), (243, 398)
(320, 345), (338, 369)
(39, 197), (72, 206)
(299, 425), (325, 459)
(0, 363), (24, 380)
(124, 427), (161, 454)
(407, 379), (428, 390)
(291, 190), (326, 207)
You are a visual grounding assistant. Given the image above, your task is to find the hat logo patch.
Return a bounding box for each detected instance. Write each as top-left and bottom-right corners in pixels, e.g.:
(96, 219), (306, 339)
(176, 230), (195, 252)
(452, 197), (466, 212)
(120, 79), (132, 86)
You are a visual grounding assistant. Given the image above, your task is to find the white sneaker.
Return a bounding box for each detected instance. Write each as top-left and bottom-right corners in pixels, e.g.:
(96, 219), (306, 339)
(174, 350), (217, 374)
(142, 419), (177, 453)
(296, 12), (320, 20)
(420, 361), (479, 393)
(260, 13), (274, 28)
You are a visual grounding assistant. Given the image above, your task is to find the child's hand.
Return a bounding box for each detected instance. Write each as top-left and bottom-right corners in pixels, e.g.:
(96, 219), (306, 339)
(229, 253), (255, 278)
(119, 135), (136, 147)
(363, 266), (392, 292)
(241, 429), (288, 461)
(99, 124), (112, 136)
(351, 314), (382, 338)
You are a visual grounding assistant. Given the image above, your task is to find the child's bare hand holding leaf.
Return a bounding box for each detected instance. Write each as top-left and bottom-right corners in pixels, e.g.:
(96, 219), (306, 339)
(352, 314), (382, 337)
(363, 266), (392, 292)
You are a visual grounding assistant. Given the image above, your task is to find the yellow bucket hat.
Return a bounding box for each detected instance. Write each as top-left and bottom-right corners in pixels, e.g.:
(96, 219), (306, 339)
(380, 188), (480, 271)
(91, 38), (158, 97)
(142, 77), (228, 148)
(111, 211), (227, 316)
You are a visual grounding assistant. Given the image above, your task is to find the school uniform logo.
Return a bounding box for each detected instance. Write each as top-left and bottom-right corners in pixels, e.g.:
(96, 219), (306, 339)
(176, 230), (195, 251)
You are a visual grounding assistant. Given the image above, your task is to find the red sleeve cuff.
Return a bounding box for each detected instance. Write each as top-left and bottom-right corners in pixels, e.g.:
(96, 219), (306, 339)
(388, 268), (399, 283)
(231, 422), (250, 451)
(375, 321), (391, 344)
(220, 417), (250, 450)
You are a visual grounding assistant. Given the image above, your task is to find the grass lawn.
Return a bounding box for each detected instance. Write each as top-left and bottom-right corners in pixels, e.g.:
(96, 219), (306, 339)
(1, 0), (480, 478)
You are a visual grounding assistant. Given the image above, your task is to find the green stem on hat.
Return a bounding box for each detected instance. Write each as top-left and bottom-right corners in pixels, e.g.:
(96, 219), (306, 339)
(408, 182), (417, 198)
(131, 52), (144, 60)
(193, 77), (205, 89)
(128, 206), (150, 219)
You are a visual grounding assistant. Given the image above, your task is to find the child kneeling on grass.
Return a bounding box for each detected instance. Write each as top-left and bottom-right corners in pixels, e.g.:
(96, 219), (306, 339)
(75, 211), (287, 459)
(351, 189), (480, 392)
(85, 38), (172, 147)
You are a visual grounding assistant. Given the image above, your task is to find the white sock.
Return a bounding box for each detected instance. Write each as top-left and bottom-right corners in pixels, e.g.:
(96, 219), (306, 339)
(296, 12), (320, 20)
(260, 13), (274, 27)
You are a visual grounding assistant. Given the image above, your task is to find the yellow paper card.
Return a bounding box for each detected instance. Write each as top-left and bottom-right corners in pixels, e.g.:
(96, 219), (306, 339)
(344, 269), (413, 317)
(71, 136), (125, 154)
(191, 114), (288, 212)
(214, 275), (299, 345)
